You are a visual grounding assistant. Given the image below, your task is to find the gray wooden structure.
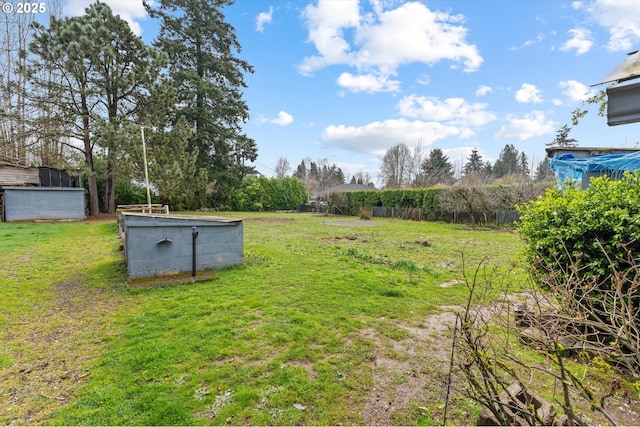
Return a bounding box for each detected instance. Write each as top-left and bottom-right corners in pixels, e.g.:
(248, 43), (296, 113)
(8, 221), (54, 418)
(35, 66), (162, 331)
(119, 212), (244, 279)
(1, 164), (83, 222)
(2, 187), (85, 221)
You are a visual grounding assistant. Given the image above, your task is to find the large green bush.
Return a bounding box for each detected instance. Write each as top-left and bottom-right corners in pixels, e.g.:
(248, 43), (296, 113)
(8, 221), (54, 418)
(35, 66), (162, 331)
(233, 176), (308, 211)
(518, 172), (640, 376)
(517, 172), (640, 283)
(342, 188), (447, 215)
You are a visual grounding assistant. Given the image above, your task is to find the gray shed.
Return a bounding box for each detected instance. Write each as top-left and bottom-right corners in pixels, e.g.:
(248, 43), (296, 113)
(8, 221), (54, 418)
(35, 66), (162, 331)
(119, 212), (244, 279)
(2, 186), (85, 221)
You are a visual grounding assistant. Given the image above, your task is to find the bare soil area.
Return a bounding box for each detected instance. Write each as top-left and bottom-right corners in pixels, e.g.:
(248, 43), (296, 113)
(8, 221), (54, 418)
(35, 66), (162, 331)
(359, 306), (640, 426)
(362, 310), (462, 425)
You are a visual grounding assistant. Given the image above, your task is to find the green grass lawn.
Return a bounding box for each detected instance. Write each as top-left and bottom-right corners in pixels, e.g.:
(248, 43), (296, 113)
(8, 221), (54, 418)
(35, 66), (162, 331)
(1, 213), (527, 425)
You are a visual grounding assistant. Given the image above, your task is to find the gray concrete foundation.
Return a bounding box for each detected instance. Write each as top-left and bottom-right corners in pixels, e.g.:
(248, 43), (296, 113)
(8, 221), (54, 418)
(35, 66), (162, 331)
(119, 212), (243, 279)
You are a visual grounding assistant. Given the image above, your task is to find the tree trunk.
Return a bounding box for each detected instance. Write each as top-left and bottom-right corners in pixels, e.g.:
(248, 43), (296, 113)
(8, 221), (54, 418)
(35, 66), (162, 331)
(104, 154), (117, 214)
(82, 99), (99, 216)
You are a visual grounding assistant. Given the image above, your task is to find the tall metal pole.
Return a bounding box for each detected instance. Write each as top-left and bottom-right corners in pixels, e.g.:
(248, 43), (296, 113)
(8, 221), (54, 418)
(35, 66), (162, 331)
(141, 125), (151, 209)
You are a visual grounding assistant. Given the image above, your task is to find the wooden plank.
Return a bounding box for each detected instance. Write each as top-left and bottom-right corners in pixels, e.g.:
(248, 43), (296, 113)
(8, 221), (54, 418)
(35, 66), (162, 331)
(0, 165), (40, 186)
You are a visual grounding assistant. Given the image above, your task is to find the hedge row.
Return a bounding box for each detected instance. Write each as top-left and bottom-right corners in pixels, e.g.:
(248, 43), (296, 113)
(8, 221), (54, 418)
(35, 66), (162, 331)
(342, 188), (447, 218)
(233, 176), (308, 211)
(334, 183), (549, 220)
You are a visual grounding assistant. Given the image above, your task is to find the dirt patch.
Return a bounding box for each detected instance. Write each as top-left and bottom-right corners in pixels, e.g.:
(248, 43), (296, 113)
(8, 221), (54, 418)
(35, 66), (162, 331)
(362, 310), (462, 426)
(319, 235), (360, 242)
(323, 221), (382, 227)
(83, 213), (117, 222)
(359, 304), (640, 426)
(243, 217), (295, 223)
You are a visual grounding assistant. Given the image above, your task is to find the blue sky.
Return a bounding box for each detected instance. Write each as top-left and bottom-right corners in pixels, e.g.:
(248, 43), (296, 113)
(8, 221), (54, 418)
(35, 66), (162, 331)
(62, 0), (640, 184)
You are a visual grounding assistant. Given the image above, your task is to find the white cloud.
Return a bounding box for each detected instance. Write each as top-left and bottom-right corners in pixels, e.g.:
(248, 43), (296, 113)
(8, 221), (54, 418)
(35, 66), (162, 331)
(510, 33), (545, 51)
(299, 1), (482, 92)
(560, 28), (593, 55)
(397, 95), (497, 126)
(337, 72), (401, 93)
(515, 83), (543, 104)
(64, 0), (148, 36)
(587, 0), (640, 51)
(475, 85), (493, 97)
(495, 111), (555, 141)
(321, 118), (473, 156)
(256, 6), (274, 33)
(269, 111), (294, 126)
(298, 1), (361, 75)
(558, 80), (594, 102)
(416, 74), (430, 85)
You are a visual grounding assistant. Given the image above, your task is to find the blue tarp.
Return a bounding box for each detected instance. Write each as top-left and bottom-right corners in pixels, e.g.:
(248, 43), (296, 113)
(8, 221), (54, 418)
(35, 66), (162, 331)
(549, 151), (640, 184)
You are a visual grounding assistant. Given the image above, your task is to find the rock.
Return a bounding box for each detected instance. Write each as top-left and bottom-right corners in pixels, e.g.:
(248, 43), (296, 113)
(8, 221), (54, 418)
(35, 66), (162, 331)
(514, 304), (534, 327)
(519, 327), (548, 348)
(476, 383), (556, 426)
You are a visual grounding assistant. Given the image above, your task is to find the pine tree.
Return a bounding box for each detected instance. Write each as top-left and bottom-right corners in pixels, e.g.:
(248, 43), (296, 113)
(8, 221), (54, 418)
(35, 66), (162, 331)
(30, 2), (164, 214)
(139, 79), (207, 210)
(420, 148), (454, 186)
(547, 124), (578, 147)
(534, 157), (555, 182)
(463, 148), (486, 175)
(87, 2), (164, 213)
(492, 144), (520, 178)
(145, 0), (257, 208)
(519, 152), (530, 179)
(30, 13), (101, 214)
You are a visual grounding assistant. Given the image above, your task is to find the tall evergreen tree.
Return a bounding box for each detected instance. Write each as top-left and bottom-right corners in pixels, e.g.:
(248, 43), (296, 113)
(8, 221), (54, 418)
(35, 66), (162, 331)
(462, 148), (486, 176)
(492, 144), (520, 178)
(88, 2), (165, 213)
(293, 159), (307, 181)
(30, 2), (163, 214)
(534, 157), (555, 182)
(547, 124), (578, 147)
(30, 12), (101, 214)
(420, 148), (454, 186)
(139, 79), (207, 210)
(145, 0), (257, 208)
(519, 152), (530, 179)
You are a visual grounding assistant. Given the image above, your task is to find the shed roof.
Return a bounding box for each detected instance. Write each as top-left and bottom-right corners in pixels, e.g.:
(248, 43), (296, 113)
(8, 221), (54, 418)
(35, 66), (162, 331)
(600, 50), (640, 85)
(546, 147), (640, 184)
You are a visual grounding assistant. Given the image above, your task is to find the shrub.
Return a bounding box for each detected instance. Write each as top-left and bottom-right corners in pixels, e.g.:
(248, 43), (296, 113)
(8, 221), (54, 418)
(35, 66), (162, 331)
(517, 172), (640, 285)
(233, 176), (308, 211)
(517, 172), (640, 374)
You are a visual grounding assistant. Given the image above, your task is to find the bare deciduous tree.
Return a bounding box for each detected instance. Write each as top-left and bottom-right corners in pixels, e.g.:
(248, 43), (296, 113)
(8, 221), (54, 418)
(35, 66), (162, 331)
(379, 142), (413, 189)
(274, 156), (290, 179)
